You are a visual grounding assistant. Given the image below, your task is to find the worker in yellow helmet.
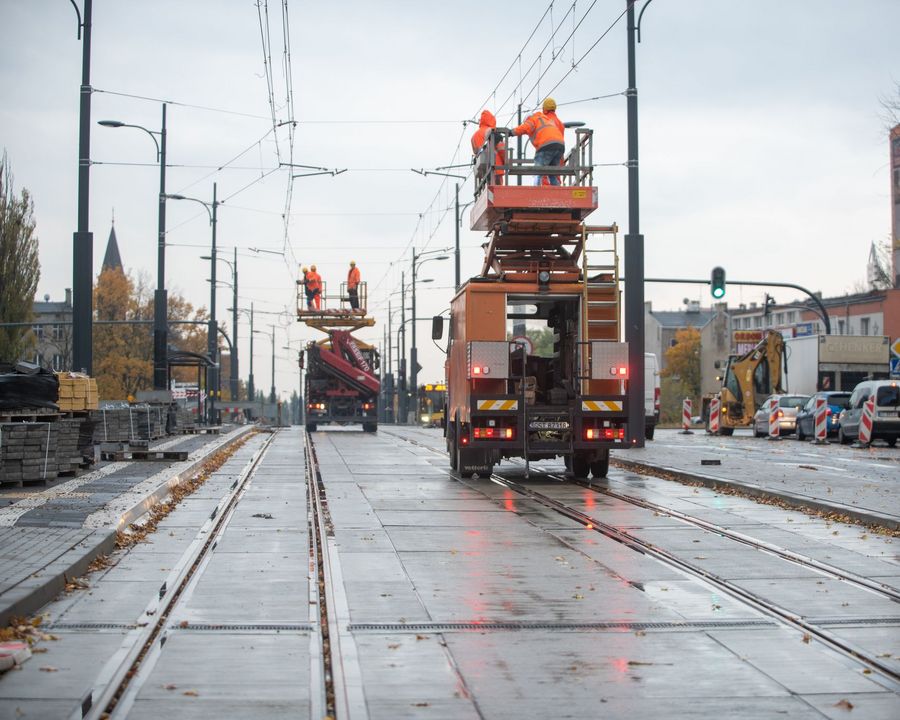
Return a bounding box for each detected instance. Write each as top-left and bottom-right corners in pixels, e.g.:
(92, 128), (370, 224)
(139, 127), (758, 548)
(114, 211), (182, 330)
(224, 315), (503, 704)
(511, 97), (565, 186)
(347, 260), (361, 311)
(300, 266), (313, 309)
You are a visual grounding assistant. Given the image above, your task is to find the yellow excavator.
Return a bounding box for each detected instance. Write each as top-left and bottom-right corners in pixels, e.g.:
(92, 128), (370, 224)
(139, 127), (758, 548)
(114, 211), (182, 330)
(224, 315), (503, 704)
(704, 330), (786, 435)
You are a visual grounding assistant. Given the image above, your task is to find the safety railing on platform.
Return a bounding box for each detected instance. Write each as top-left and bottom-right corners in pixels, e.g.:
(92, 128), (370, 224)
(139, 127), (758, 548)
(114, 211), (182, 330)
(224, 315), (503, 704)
(473, 127), (594, 197)
(297, 280), (369, 318)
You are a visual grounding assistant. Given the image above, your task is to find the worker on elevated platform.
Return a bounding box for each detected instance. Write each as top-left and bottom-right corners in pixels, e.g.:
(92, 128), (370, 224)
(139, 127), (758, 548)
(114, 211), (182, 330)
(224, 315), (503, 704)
(471, 110), (506, 184)
(300, 266), (313, 309)
(512, 98), (565, 186)
(307, 264), (322, 310)
(347, 260), (361, 310)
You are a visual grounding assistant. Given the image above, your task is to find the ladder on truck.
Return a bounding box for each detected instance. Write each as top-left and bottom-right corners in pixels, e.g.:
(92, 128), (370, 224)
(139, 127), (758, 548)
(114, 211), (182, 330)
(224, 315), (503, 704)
(580, 224), (620, 395)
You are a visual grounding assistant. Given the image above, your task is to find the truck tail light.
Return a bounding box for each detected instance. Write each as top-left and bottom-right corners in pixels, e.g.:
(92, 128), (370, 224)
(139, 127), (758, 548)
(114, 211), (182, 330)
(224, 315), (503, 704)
(609, 365), (628, 378)
(471, 365), (490, 376)
(473, 427), (515, 440)
(362, 402), (374, 410)
(584, 427), (625, 440)
(654, 386), (660, 411)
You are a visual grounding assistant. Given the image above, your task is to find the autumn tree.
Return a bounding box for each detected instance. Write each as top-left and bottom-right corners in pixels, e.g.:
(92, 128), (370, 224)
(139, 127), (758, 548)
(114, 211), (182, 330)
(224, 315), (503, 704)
(0, 152), (40, 363)
(661, 326), (702, 405)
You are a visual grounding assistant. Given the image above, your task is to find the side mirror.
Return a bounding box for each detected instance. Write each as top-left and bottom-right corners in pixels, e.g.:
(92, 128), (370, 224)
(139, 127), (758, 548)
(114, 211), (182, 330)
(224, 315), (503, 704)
(432, 316), (444, 340)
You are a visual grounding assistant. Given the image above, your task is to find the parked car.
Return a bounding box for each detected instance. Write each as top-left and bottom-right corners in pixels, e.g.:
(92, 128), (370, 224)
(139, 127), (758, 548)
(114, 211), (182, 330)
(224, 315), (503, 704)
(795, 392), (852, 440)
(753, 394), (810, 436)
(837, 380), (900, 447)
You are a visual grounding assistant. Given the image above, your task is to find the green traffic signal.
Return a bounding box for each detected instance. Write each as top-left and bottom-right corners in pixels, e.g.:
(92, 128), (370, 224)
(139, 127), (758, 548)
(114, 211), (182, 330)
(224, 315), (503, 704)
(711, 266), (726, 298)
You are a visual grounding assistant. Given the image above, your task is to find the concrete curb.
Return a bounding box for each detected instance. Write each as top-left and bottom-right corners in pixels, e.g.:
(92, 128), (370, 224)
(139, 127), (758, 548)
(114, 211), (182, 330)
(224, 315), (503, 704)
(0, 425), (257, 627)
(612, 457), (900, 532)
(0, 530), (116, 627)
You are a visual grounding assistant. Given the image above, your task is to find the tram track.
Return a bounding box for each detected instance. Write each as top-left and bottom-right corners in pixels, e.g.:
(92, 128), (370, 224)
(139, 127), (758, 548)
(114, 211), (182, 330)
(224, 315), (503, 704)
(71, 430), (298, 720)
(381, 427), (900, 687)
(489, 468), (900, 688)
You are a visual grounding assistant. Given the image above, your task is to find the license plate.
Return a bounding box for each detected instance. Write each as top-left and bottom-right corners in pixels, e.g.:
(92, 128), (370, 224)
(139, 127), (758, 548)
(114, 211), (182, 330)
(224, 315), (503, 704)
(878, 411), (898, 418)
(529, 420), (570, 430)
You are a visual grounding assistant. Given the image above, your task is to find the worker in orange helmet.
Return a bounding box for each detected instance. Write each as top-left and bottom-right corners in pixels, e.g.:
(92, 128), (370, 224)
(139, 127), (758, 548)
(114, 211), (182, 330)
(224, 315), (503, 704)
(511, 97), (565, 186)
(306, 264), (322, 310)
(470, 110), (506, 184)
(347, 260), (361, 311)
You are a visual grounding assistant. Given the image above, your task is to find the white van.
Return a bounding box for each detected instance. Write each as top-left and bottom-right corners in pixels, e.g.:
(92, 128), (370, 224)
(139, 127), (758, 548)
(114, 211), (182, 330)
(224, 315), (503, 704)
(645, 353), (661, 440)
(838, 380), (900, 446)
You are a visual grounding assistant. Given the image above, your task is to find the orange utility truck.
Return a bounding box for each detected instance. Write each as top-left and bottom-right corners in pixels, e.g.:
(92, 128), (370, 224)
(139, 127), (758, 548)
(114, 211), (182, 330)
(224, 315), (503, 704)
(433, 126), (633, 478)
(297, 276), (379, 432)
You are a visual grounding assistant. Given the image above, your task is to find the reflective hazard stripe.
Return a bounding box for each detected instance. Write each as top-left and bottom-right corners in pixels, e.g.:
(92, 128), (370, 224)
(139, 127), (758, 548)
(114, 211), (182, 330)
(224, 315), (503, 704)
(581, 400), (623, 412)
(476, 399), (518, 411)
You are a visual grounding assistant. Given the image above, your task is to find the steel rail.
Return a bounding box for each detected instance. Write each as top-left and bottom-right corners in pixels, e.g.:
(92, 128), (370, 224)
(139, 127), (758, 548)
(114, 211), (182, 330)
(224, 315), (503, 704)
(305, 431), (369, 719)
(489, 469), (900, 688)
(76, 430), (280, 720)
(572, 478), (900, 603)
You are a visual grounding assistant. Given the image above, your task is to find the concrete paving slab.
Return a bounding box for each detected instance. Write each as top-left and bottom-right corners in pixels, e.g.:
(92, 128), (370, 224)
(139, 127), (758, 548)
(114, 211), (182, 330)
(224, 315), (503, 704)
(125, 698), (307, 720)
(53, 579), (161, 624)
(738, 576), (900, 619)
(803, 692), (900, 719)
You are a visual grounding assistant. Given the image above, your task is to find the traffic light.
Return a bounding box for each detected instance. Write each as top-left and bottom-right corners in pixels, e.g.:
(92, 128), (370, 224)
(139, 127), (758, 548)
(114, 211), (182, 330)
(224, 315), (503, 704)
(710, 266), (726, 298)
(763, 293), (776, 317)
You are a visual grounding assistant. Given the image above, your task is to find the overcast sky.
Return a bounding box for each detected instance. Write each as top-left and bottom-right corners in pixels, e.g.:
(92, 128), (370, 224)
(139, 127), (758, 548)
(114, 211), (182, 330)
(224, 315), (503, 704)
(2, 1), (898, 397)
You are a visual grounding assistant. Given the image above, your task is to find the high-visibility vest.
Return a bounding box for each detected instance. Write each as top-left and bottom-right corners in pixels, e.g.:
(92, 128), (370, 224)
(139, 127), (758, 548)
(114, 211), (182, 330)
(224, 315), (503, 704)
(348, 266), (360, 289)
(513, 111), (564, 149)
(306, 271), (322, 292)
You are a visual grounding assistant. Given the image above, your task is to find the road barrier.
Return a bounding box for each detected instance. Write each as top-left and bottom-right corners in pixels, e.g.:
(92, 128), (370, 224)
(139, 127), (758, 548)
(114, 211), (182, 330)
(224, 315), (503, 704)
(814, 396), (827, 444)
(681, 398), (693, 434)
(858, 395), (875, 446)
(708, 397), (721, 435)
(767, 401), (781, 440)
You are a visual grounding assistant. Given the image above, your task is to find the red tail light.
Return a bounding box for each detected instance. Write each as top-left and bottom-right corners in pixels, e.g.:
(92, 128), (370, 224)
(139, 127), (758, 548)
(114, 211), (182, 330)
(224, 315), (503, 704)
(473, 427), (515, 440)
(777, 409), (784, 418)
(654, 387), (660, 411)
(585, 427), (625, 440)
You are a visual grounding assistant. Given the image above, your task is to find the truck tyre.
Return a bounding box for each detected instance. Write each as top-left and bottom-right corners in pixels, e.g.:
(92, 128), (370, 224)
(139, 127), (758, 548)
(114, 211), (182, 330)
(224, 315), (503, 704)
(590, 450), (610, 478)
(307, 423), (317, 433)
(363, 422), (377, 433)
(448, 423), (458, 470)
(644, 423), (655, 441)
(571, 454), (590, 479)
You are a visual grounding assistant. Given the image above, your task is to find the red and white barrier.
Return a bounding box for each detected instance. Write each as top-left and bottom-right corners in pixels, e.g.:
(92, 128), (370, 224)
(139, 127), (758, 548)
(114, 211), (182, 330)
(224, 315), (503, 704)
(681, 398), (693, 434)
(768, 401), (781, 440)
(708, 397), (721, 435)
(858, 395), (875, 446)
(813, 396), (827, 444)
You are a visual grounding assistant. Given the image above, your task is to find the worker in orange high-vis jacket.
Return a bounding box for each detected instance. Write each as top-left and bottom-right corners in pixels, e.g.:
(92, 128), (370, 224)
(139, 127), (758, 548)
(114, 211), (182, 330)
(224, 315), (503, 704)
(470, 110), (506, 183)
(511, 97), (565, 186)
(347, 260), (361, 310)
(300, 265), (313, 309)
(306, 264), (322, 310)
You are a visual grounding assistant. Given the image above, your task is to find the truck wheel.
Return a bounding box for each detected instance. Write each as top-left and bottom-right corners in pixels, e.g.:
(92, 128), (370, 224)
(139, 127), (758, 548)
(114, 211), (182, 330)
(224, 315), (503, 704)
(590, 450), (609, 478)
(307, 423), (317, 433)
(644, 423), (655, 441)
(448, 423), (458, 470)
(363, 422), (377, 433)
(571, 454), (590, 479)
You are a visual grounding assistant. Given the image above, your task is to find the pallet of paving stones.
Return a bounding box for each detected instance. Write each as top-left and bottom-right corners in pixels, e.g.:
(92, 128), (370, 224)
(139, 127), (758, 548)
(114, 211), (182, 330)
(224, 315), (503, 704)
(179, 425), (221, 435)
(90, 406), (167, 443)
(0, 408), (60, 423)
(0, 421), (61, 486)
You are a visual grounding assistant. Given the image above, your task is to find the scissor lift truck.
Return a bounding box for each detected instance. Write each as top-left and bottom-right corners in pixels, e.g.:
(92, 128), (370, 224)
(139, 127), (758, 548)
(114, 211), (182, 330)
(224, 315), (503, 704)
(297, 280), (380, 432)
(435, 127), (633, 478)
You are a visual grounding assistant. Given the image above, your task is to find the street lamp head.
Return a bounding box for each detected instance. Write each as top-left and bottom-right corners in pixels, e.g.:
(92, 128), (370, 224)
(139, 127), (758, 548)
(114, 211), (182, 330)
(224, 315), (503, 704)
(166, 193), (187, 201)
(97, 120), (124, 128)
(420, 278), (435, 283)
(200, 255), (212, 260)
(435, 255), (449, 261)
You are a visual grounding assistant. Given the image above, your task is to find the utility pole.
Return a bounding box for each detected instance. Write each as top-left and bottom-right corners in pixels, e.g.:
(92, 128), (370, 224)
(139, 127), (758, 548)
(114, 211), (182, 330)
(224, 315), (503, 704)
(269, 324), (276, 404)
(624, 0), (645, 448)
(153, 103), (168, 390)
(207, 183), (218, 425)
(454, 184), (460, 289)
(72, 0), (93, 374)
(231, 247), (239, 400)
(399, 271), (407, 424)
(248, 301), (255, 400)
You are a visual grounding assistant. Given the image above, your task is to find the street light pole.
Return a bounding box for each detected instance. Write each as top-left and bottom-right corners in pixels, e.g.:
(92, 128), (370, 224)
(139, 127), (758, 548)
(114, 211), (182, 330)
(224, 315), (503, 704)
(72, 0), (94, 374)
(248, 302), (255, 400)
(208, 183), (218, 424)
(410, 249), (448, 421)
(400, 272), (407, 424)
(624, 0), (645, 448)
(454, 183), (460, 289)
(232, 248), (238, 400)
(99, 105), (169, 389)
(269, 324), (276, 404)
(154, 104), (168, 390)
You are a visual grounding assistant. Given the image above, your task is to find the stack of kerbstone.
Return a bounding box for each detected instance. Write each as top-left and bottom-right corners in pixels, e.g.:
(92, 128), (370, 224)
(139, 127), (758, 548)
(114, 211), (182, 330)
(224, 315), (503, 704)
(0, 421), (60, 486)
(175, 406), (197, 431)
(56, 373), (99, 412)
(92, 405), (167, 443)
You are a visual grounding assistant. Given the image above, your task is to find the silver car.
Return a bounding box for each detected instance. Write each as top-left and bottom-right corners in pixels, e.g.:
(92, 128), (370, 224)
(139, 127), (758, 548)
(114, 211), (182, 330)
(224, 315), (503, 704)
(753, 394), (810, 437)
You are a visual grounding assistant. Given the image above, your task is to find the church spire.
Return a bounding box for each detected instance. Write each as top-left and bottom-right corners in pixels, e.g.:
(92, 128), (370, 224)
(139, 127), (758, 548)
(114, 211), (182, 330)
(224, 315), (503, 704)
(102, 214), (123, 272)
